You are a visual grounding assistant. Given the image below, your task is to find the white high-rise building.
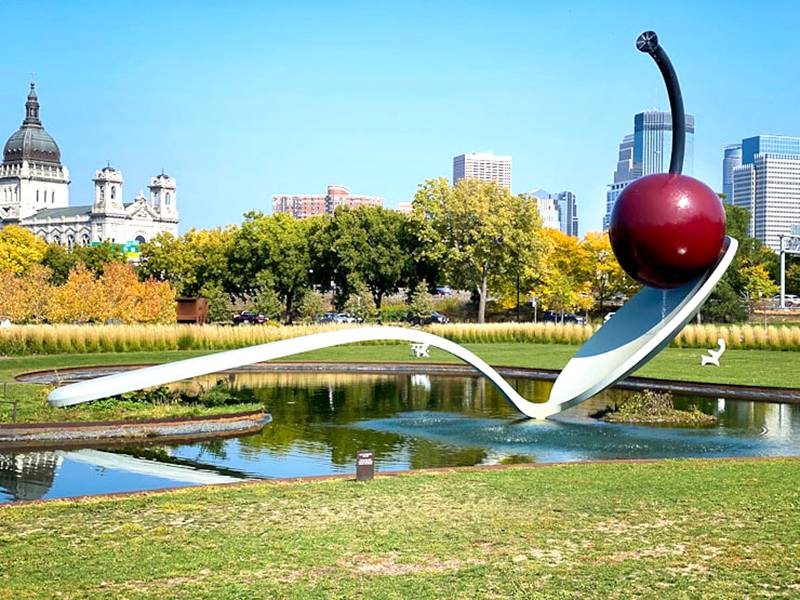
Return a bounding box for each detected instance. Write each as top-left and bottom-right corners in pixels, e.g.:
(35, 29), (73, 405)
(526, 190), (560, 231)
(453, 152), (512, 190)
(733, 152), (800, 251)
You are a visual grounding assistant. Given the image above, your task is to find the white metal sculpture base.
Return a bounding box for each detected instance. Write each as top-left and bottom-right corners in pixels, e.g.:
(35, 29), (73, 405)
(47, 237), (737, 420)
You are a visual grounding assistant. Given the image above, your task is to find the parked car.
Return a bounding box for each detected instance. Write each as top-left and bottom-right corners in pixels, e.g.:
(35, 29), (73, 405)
(435, 286), (454, 296)
(406, 311), (449, 325)
(319, 312), (361, 324)
(542, 310), (585, 325)
(232, 311), (267, 325)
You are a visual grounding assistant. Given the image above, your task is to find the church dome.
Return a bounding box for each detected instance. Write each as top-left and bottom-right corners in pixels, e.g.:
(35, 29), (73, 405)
(2, 83), (61, 165)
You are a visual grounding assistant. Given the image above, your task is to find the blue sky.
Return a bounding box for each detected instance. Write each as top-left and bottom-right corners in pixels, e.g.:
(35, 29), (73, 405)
(2, 1), (799, 234)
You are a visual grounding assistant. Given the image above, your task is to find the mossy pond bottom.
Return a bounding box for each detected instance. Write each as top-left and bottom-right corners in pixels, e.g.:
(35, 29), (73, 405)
(3, 371), (799, 502)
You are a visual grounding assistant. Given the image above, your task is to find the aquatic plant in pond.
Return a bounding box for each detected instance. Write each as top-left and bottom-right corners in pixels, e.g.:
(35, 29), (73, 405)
(600, 389), (717, 425)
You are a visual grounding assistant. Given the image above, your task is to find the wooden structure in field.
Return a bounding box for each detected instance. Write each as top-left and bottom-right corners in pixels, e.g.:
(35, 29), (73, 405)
(176, 298), (208, 325)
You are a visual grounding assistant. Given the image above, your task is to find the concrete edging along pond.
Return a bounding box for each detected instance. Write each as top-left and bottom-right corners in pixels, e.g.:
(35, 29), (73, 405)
(16, 361), (800, 405)
(0, 410), (271, 451)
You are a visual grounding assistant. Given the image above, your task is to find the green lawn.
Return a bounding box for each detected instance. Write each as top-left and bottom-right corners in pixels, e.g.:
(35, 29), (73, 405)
(1, 459), (798, 598)
(1, 342), (799, 423)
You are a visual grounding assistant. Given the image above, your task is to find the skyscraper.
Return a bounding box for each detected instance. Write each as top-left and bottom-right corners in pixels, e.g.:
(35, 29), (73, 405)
(603, 110), (695, 230)
(742, 135), (800, 164)
(554, 191), (579, 237)
(603, 134), (642, 230)
(453, 152), (512, 190)
(732, 135), (800, 251)
(722, 144), (742, 204)
(634, 110), (695, 176)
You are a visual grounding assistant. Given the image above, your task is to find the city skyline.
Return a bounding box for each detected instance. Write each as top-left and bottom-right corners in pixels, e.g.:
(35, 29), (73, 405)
(3, 1), (800, 236)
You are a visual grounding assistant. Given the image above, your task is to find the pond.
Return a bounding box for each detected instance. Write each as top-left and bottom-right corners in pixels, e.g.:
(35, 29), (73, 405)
(2, 370), (799, 503)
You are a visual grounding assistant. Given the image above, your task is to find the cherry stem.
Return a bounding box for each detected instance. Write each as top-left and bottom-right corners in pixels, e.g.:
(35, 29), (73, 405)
(636, 31), (685, 175)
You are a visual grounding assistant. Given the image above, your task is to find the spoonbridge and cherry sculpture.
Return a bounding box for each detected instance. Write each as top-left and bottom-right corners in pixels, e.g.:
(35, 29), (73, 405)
(48, 32), (737, 419)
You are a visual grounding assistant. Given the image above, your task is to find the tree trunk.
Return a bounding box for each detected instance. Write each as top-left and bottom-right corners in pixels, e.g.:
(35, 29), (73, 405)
(478, 268), (488, 324)
(285, 292), (294, 325)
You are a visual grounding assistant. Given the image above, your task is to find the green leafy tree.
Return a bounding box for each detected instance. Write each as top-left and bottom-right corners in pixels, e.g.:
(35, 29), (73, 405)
(343, 280), (378, 322)
(199, 283), (230, 323)
(412, 178), (544, 323)
(40, 244), (80, 285)
(252, 286), (282, 321)
(72, 241), (126, 275)
(701, 279), (748, 323)
(139, 228), (232, 296)
(326, 206), (409, 310)
(786, 262), (800, 296)
(227, 212), (313, 322)
(408, 279), (434, 321)
(297, 289), (327, 322)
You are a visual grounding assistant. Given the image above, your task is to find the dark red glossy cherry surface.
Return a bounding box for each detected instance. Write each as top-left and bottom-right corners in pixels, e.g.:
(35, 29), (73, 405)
(609, 173), (726, 289)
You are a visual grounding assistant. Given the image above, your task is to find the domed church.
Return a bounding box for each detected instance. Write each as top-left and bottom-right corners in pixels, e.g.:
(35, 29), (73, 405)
(0, 84), (179, 247)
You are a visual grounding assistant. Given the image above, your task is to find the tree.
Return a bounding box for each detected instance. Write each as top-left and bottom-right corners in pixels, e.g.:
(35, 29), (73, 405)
(47, 264), (105, 323)
(41, 244), (80, 285)
(139, 228), (233, 296)
(412, 178), (544, 323)
(326, 206), (409, 311)
(535, 229), (593, 318)
(297, 290), (326, 323)
(740, 263), (778, 314)
(582, 231), (638, 312)
(706, 204), (778, 321)
(199, 283), (230, 323)
(72, 241), (126, 275)
(701, 279), (748, 323)
(227, 212), (313, 322)
(408, 280), (434, 321)
(0, 265), (53, 323)
(343, 280), (378, 322)
(786, 262), (800, 296)
(0, 226), (46, 274)
(252, 286), (282, 321)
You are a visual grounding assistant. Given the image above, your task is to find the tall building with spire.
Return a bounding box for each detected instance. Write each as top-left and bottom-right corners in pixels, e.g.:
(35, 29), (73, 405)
(0, 84), (179, 247)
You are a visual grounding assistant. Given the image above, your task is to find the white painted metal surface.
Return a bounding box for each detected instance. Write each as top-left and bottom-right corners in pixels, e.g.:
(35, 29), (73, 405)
(47, 237), (737, 420)
(546, 236), (738, 411)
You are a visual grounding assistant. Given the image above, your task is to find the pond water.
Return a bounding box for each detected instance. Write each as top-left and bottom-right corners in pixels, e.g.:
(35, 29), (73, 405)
(2, 371), (799, 503)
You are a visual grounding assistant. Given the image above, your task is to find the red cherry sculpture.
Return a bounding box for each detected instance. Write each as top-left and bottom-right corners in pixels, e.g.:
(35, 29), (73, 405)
(608, 31), (727, 289)
(609, 173), (725, 288)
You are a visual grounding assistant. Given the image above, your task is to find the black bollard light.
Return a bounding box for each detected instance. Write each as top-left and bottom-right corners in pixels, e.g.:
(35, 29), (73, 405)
(356, 450), (375, 482)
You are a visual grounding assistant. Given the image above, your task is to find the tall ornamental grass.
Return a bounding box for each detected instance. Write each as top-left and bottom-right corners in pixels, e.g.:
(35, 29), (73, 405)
(1, 322), (800, 356)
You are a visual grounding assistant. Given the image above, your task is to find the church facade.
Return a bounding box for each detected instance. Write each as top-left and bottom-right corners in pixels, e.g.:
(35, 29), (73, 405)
(0, 84), (179, 247)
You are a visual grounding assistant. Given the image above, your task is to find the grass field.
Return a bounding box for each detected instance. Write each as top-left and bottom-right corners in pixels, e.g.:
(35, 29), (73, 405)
(1, 342), (799, 423)
(1, 459), (798, 598)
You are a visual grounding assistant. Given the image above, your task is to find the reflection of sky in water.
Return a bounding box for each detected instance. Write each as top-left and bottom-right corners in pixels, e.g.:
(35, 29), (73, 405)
(2, 372), (800, 503)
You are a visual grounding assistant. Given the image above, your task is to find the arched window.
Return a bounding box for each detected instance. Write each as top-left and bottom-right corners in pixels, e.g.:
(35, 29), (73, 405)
(51, 190), (55, 203)
(135, 235), (146, 244)
(81, 233), (90, 246)
(36, 190), (39, 203)
(111, 186), (116, 200)
(53, 234), (61, 245)
(165, 192), (171, 206)
(67, 234), (75, 249)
